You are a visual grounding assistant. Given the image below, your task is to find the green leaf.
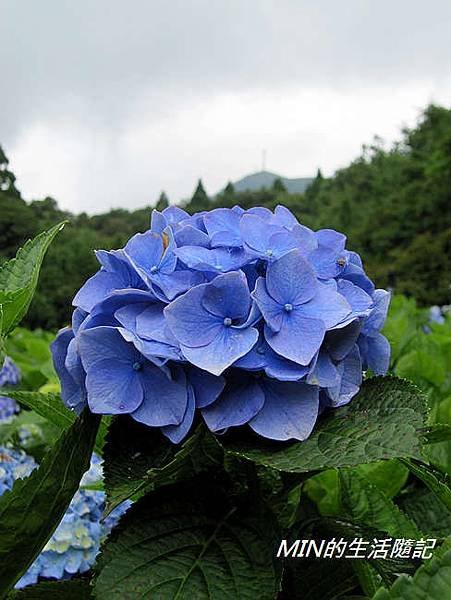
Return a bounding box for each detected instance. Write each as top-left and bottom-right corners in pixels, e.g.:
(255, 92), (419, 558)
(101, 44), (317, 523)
(94, 478), (281, 600)
(7, 580), (92, 599)
(352, 561), (381, 598)
(424, 424), (451, 444)
(8, 391), (76, 430)
(0, 410), (100, 593)
(103, 417), (222, 514)
(400, 458), (451, 511)
(372, 539), (451, 599)
(8, 391), (108, 455)
(305, 460), (408, 517)
(339, 470), (421, 539)
(283, 557), (358, 599)
(0, 222), (67, 335)
(221, 377), (427, 473)
(401, 488), (451, 538)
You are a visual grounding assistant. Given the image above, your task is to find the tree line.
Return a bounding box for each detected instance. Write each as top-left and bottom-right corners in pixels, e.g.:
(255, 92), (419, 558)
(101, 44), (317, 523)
(1, 104), (449, 330)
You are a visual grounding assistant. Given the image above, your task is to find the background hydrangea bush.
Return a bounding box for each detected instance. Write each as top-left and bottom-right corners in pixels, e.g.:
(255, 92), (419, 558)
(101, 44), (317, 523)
(0, 214), (449, 599)
(0, 449), (130, 588)
(52, 205), (390, 443)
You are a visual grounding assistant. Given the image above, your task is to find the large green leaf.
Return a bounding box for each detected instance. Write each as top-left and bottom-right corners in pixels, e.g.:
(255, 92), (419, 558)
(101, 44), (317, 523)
(283, 556), (358, 599)
(400, 458), (451, 510)
(94, 478), (281, 599)
(305, 460), (409, 516)
(7, 580), (92, 599)
(401, 488), (451, 538)
(0, 222), (66, 335)
(339, 470), (421, 539)
(0, 410), (99, 594)
(8, 391), (108, 455)
(372, 539), (451, 599)
(103, 417), (222, 514)
(221, 377), (427, 472)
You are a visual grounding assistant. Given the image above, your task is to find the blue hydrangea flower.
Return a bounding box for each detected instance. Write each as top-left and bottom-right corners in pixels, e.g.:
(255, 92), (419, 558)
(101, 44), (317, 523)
(0, 356), (21, 387)
(52, 205), (391, 443)
(0, 357), (21, 423)
(0, 447), (36, 495)
(0, 450), (131, 589)
(0, 396), (19, 423)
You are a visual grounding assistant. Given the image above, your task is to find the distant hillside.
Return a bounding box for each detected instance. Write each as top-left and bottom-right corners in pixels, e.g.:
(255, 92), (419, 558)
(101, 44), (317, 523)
(232, 170), (313, 194)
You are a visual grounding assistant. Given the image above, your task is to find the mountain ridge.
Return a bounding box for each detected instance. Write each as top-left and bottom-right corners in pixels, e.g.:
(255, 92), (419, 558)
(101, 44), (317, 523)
(231, 170), (313, 194)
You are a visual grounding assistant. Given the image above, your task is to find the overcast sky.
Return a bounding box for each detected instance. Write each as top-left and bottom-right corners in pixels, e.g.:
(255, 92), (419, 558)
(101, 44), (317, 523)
(2, 1), (451, 214)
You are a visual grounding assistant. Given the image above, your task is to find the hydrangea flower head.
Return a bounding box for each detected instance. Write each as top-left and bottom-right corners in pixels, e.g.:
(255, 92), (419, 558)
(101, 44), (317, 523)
(0, 356), (21, 387)
(52, 205), (391, 442)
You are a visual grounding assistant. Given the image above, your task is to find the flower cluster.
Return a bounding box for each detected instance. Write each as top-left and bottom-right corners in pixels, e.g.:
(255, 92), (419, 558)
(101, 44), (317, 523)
(0, 356), (21, 423)
(0, 449), (130, 588)
(52, 205), (390, 442)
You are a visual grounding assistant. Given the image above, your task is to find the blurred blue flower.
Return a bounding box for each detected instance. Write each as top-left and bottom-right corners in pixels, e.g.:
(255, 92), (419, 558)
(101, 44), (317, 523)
(0, 356), (21, 387)
(52, 205), (391, 443)
(0, 451), (131, 589)
(0, 396), (19, 423)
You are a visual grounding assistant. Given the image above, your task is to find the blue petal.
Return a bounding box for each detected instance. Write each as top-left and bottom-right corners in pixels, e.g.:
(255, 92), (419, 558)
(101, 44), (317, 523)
(132, 365), (188, 426)
(150, 209), (166, 233)
(73, 270), (128, 313)
(252, 277), (284, 332)
(264, 311), (325, 365)
(175, 225), (210, 247)
(327, 345), (362, 407)
(364, 289), (391, 333)
(88, 289), (157, 321)
(51, 328), (86, 412)
(86, 358), (143, 414)
(246, 206), (273, 219)
(72, 307), (88, 333)
(307, 351), (340, 387)
(316, 229), (346, 251)
(136, 304), (179, 346)
(175, 246), (249, 272)
(264, 345), (310, 381)
(202, 376), (265, 430)
(291, 224), (318, 255)
(234, 331), (268, 370)
(162, 206), (190, 224)
(249, 380), (319, 441)
(161, 383), (196, 443)
(240, 213), (283, 255)
(77, 326), (138, 371)
(120, 328), (181, 365)
(181, 326), (259, 375)
(204, 208), (242, 247)
(366, 332), (390, 374)
(337, 279), (373, 323)
(341, 262), (375, 295)
(272, 205), (298, 229)
(325, 319), (362, 361)
(151, 269), (198, 301)
(124, 231), (167, 276)
(202, 271), (251, 320)
(266, 249), (317, 305)
(297, 283), (351, 329)
(164, 284), (223, 347)
(308, 246), (345, 279)
(187, 366), (225, 408)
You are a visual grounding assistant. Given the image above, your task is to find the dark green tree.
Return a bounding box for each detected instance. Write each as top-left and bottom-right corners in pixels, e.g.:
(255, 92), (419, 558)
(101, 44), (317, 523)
(0, 145), (21, 198)
(189, 179), (210, 211)
(271, 177), (286, 193)
(155, 191), (169, 211)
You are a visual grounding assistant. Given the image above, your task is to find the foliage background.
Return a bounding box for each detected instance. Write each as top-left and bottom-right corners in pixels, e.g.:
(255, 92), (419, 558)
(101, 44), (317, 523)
(1, 104), (450, 330)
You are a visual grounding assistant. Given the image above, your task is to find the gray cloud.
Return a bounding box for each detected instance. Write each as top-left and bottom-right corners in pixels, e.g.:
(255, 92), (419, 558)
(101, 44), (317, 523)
(1, 1), (451, 212)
